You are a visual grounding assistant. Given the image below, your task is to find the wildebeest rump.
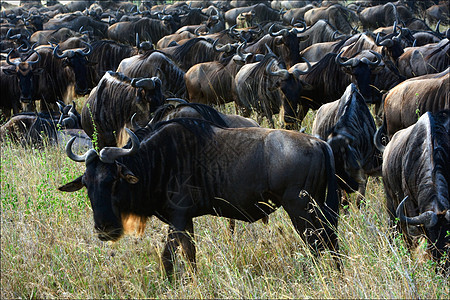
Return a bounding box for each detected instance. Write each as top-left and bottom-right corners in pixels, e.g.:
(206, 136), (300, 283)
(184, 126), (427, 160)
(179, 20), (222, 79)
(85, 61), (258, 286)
(374, 67), (450, 150)
(59, 118), (340, 276)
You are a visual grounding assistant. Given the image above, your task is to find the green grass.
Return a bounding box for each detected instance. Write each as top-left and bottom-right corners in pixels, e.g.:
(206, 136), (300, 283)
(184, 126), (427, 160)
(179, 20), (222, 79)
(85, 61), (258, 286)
(1, 105), (449, 299)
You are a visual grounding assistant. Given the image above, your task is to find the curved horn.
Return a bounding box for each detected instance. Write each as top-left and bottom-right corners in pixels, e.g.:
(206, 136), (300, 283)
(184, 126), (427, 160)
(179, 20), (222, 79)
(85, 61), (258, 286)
(269, 23), (288, 37)
(136, 32), (140, 48)
(386, 2), (398, 26)
(66, 136), (97, 162)
(6, 28), (14, 39)
(78, 41), (92, 56)
(333, 30), (345, 40)
(360, 50), (382, 66)
(6, 50), (19, 66)
(295, 57), (312, 75)
(435, 20), (441, 35)
(396, 196), (438, 227)
(376, 33), (394, 47)
(291, 20), (307, 33)
(17, 39), (32, 53)
(213, 39), (231, 52)
(57, 101), (65, 113)
(130, 113), (142, 131)
(335, 51), (358, 67)
(53, 44), (68, 59)
(266, 59), (289, 79)
(26, 48), (41, 65)
(133, 77), (156, 90)
(237, 40), (247, 58)
(264, 43), (274, 55)
(373, 126), (386, 153)
(99, 128), (140, 163)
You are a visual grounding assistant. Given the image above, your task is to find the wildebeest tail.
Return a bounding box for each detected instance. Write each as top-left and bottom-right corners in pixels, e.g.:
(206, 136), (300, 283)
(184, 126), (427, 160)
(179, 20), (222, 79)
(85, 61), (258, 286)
(373, 113), (387, 152)
(322, 141), (339, 223)
(318, 141), (339, 251)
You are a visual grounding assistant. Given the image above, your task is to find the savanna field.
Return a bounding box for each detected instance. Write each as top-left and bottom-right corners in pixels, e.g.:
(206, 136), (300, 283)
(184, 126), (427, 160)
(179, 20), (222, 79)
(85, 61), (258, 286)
(1, 100), (449, 299)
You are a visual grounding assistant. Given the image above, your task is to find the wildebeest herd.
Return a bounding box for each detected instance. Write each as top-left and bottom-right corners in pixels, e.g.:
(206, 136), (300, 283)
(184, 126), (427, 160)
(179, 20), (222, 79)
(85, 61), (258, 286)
(1, 0), (449, 276)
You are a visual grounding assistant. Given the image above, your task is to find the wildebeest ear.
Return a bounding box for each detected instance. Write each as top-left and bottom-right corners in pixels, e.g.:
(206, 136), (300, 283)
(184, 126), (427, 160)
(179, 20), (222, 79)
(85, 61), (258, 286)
(58, 176), (84, 192)
(2, 68), (16, 76)
(116, 162), (139, 184)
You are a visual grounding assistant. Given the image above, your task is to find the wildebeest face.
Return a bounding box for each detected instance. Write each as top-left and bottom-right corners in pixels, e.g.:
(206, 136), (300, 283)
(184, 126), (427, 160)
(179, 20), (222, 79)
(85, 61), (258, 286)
(59, 154), (139, 241)
(63, 54), (96, 96)
(424, 212), (450, 268)
(328, 133), (363, 191)
(3, 63), (44, 107)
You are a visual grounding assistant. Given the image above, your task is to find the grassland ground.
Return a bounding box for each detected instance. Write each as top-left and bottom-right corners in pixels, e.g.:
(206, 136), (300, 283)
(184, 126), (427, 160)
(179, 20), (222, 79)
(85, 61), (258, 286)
(1, 102), (449, 299)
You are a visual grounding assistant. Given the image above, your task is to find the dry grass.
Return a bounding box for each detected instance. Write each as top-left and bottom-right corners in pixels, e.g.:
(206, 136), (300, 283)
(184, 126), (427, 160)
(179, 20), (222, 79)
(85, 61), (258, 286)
(1, 104), (448, 299)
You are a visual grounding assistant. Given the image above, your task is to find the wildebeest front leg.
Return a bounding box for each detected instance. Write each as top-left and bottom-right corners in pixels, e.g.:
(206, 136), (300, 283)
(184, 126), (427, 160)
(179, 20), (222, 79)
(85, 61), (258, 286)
(282, 188), (336, 253)
(356, 178), (367, 207)
(161, 219), (196, 277)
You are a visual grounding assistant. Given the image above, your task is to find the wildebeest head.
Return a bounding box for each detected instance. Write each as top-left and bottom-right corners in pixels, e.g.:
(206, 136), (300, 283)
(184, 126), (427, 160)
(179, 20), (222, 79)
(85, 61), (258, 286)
(335, 50), (383, 104)
(268, 21), (307, 68)
(266, 55), (312, 127)
(59, 128), (141, 241)
(53, 41), (96, 96)
(397, 197), (450, 269)
(326, 84), (371, 191)
(3, 47), (44, 110)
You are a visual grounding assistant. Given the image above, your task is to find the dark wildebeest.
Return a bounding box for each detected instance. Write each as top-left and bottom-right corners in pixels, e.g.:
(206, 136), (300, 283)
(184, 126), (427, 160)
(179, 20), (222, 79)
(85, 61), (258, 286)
(312, 84), (382, 206)
(117, 50), (186, 99)
(59, 117), (340, 277)
(374, 68), (449, 149)
(397, 38), (449, 78)
(288, 50), (384, 125)
(303, 4), (359, 34)
(160, 38), (238, 72)
(242, 22), (306, 69)
(2, 46), (44, 113)
(358, 2), (412, 31)
(81, 71), (164, 149)
(382, 110), (449, 270)
(146, 101), (262, 234)
(43, 13), (108, 39)
(233, 51), (288, 127)
(30, 27), (84, 46)
(0, 102), (89, 148)
(224, 3), (281, 28)
(107, 18), (173, 46)
(185, 42), (264, 106)
(5, 42), (96, 112)
(87, 39), (139, 86)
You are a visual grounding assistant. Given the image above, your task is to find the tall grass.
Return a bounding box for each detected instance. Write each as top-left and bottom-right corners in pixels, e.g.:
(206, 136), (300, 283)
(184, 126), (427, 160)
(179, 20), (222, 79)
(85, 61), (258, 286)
(1, 108), (449, 299)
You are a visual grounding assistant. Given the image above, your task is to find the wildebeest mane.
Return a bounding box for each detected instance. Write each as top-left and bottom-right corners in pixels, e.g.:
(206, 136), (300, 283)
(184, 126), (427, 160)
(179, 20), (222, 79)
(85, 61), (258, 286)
(121, 50), (186, 98)
(34, 47), (74, 103)
(300, 53), (350, 108)
(171, 38), (215, 63)
(89, 40), (137, 84)
(176, 103), (229, 128)
(430, 110), (450, 208)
